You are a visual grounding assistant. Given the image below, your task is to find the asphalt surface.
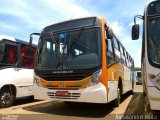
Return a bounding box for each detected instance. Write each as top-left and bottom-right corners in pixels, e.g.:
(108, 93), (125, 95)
(0, 85), (159, 120)
(13, 97), (38, 106)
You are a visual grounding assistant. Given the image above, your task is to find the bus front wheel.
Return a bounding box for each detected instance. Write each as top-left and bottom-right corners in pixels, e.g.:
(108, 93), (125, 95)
(0, 87), (15, 108)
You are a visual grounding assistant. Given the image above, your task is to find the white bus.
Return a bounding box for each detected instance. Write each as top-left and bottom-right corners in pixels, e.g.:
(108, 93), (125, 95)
(0, 35), (36, 108)
(135, 68), (142, 85)
(132, 0), (160, 110)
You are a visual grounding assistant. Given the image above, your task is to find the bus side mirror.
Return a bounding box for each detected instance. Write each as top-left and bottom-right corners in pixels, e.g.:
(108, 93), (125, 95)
(132, 24), (139, 40)
(107, 28), (113, 39)
(29, 33), (40, 46)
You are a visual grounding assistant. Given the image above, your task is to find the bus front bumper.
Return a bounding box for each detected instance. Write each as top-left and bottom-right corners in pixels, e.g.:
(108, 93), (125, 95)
(33, 82), (108, 103)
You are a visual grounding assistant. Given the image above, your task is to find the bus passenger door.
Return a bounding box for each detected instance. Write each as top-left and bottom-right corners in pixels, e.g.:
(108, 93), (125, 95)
(106, 35), (118, 102)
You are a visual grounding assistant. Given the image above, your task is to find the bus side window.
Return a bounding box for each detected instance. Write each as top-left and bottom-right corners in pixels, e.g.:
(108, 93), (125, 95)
(119, 44), (125, 64)
(6, 44), (17, 65)
(124, 50), (128, 66)
(106, 38), (115, 65)
(113, 37), (121, 60)
(126, 53), (130, 68)
(122, 47), (127, 66)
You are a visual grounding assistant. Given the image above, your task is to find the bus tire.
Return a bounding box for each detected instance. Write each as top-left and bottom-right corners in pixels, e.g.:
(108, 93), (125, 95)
(129, 89), (134, 95)
(113, 88), (120, 107)
(0, 87), (15, 108)
(64, 101), (74, 105)
(29, 96), (34, 100)
(130, 79), (134, 95)
(143, 84), (146, 96)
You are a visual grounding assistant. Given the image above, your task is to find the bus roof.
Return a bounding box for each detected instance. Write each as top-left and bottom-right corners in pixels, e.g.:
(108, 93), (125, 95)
(43, 16), (101, 34)
(146, 0), (158, 6)
(0, 35), (37, 47)
(0, 35), (16, 41)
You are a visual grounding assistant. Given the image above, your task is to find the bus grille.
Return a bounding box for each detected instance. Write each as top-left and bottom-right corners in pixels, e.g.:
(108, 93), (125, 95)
(47, 92), (81, 99)
(43, 73), (87, 81)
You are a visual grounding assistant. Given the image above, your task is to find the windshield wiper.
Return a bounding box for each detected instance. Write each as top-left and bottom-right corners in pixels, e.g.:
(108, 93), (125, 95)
(50, 33), (67, 69)
(49, 28), (87, 69)
(56, 43), (67, 69)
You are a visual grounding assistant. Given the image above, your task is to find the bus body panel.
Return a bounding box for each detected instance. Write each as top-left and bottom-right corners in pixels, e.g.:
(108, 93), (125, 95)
(124, 67), (133, 94)
(148, 87), (160, 110)
(107, 80), (118, 102)
(0, 68), (33, 98)
(122, 80), (132, 94)
(144, 57), (160, 110)
(100, 17), (108, 89)
(107, 63), (133, 95)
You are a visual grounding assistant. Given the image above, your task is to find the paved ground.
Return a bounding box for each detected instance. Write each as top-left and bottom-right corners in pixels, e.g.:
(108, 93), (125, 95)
(0, 95), (133, 120)
(0, 85), (159, 120)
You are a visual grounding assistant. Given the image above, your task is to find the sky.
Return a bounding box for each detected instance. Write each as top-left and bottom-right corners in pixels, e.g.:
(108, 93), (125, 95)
(0, 0), (150, 67)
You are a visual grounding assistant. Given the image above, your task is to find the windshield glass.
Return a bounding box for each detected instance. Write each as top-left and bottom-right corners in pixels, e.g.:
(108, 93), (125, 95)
(148, 1), (160, 15)
(36, 28), (101, 70)
(147, 17), (160, 65)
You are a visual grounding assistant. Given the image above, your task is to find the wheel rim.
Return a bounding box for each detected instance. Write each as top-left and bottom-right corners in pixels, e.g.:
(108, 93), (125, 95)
(1, 92), (13, 105)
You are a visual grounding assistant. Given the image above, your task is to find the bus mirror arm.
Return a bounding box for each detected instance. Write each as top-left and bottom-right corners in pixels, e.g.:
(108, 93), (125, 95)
(29, 36), (33, 46)
(134, 15), (144, 25)
(29, 33), (40, 46)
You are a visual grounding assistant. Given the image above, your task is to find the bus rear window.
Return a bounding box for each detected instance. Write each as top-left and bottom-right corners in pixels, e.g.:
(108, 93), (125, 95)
(21, 45), (36, 68)
(6, 45), (17, 65)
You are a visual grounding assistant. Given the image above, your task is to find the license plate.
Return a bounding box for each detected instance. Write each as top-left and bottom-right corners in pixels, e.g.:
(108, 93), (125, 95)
(56, 91), (69, 96)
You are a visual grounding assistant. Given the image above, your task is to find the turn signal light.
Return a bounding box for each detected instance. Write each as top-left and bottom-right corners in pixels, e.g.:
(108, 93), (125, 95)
(148, 74), (156, 79)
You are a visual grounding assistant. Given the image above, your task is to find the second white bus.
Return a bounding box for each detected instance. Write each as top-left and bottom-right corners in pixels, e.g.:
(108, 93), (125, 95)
(0, 35), (36, 107)
(132, 0), (160, 110)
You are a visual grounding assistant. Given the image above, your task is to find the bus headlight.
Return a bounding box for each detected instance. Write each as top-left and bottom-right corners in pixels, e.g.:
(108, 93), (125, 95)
(148, 73), (160, 89)
(88, 69), (102, 86)
(34, 75), (41, 86)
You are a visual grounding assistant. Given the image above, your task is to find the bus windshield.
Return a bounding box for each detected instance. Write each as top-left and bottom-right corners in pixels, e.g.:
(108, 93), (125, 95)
(147, 17), (160, 65)
(147, 1), (160, 15)
(36, 27), (101, 70)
